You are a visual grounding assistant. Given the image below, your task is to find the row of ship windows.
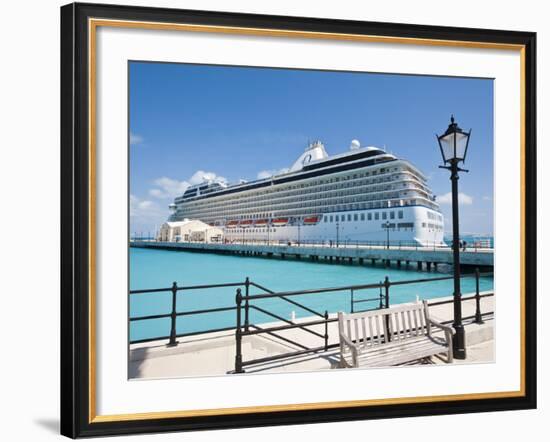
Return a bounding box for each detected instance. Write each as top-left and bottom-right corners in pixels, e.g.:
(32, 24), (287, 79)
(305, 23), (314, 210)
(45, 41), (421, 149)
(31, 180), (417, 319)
(182, 192), (425, 218)
(184, 184), (427, 212)
(184, 198), (440, 221)
(228, 228), (278, 233)
(427, 212), (443, 222)
(224, 222), (442, 235)
(182, 174), (428, 210)
(188, 198), (437, 219)
(422, 222), (444, 231)
(177, 166), (427, 206)
(325, 210), (404, 223)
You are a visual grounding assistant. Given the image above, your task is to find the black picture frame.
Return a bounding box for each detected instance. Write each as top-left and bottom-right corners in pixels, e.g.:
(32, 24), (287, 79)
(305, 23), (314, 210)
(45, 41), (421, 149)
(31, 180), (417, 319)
(61, 2), (537, 438)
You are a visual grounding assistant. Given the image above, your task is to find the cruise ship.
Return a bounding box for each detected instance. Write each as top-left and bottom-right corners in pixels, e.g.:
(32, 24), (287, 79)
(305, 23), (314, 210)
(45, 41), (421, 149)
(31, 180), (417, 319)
(167, 140), (444, 245)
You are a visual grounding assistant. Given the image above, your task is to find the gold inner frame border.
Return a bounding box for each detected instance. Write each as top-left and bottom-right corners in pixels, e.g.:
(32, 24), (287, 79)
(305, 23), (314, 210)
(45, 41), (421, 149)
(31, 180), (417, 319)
(87, 17), (527, 424)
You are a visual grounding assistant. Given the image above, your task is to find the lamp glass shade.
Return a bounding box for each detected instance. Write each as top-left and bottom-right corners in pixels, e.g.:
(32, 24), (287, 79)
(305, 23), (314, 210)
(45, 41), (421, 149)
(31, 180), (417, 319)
(439, 130), (469, 163)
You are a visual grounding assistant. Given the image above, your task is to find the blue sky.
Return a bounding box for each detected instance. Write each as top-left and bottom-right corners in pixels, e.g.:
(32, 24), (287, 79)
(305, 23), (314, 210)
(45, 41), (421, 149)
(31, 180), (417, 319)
(129, 61), (493, 236)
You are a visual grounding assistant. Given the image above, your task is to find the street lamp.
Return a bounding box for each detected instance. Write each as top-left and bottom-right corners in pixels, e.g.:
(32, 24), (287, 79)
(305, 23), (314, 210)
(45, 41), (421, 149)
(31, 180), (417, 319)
(436, 115), (471, 360)
(383, 221), (391, 249)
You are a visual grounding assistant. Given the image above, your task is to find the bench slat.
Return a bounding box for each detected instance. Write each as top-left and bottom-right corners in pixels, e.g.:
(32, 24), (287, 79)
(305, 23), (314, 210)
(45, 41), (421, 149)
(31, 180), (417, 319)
(412, 309), (419, 336)
(341, 337), (446, 367)
(362, 345), (446, 367)
(374, 316), (381, 344)
(368, 316), (374, 347)
(392, 312), (399, 340)
(399, 311), (407, 339)
(341, 343), (446, 368)
(407, 311), (414, 337)
(361, 317), (367, 349)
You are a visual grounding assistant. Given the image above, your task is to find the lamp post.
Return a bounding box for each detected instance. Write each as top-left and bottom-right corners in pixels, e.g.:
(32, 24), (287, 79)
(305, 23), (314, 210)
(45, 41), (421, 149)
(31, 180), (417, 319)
(383, 221), (391, 249)
(436, 115), (472, 360)
(336, 221), (340, 248)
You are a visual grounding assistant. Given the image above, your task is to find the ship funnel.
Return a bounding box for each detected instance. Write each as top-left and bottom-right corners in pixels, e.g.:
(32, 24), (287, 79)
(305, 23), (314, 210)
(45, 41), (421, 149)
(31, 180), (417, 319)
(289, 140), (328, 172)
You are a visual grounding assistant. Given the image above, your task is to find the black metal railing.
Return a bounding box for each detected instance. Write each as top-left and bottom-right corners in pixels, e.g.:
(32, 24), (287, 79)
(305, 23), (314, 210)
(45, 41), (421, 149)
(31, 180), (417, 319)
(129, 269), (493, 373)
(195, 238), (493, 252)
(137, 237), (494, 252)
(129, 281), (246, 345)
(232, 269), (493, 373)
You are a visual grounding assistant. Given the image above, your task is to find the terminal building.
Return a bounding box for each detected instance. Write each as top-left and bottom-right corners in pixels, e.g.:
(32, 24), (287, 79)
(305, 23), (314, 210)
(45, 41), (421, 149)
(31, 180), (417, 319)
(157, 219), (223, 243)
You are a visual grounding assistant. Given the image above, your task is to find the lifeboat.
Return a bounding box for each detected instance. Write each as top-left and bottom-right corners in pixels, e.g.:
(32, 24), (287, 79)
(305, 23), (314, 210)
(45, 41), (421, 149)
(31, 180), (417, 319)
(303, 216), (321, 225)
(226, 220), (239, 228)
(240, 220), (253, 228)
(272, 217), (289, 226)
(254, 219), (268, 226)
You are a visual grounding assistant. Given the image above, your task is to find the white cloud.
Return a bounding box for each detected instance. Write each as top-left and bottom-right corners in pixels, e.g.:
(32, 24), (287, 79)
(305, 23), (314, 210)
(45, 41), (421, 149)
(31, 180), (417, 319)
(148, 177), (190, 199)
(437, 192), (473, 205)
(130, 194), (161, 218)
(482, 195), (492, 201)
(129, 195), (167, 235)
(147, 171), (227, 200)
(257, 168), (290, 179)
(189, 170), (227, 185)
(130, 132), (144, 145)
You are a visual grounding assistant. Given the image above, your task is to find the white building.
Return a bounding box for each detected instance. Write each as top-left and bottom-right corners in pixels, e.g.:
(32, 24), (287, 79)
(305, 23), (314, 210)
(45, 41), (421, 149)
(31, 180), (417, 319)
(157, 219), (223, 243)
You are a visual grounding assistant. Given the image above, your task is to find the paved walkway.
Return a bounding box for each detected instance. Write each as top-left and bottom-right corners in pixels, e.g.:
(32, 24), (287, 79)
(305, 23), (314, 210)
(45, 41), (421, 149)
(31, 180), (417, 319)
(129, 294), (494, 379)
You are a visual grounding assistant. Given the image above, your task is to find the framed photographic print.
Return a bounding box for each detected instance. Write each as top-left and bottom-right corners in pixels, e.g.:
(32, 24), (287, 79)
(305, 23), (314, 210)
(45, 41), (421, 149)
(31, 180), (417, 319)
(60, 2), (537, 438)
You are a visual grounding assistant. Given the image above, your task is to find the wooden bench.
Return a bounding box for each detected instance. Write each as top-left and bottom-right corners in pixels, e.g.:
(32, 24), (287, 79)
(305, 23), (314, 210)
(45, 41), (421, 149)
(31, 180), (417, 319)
(337, 300), (454, 368)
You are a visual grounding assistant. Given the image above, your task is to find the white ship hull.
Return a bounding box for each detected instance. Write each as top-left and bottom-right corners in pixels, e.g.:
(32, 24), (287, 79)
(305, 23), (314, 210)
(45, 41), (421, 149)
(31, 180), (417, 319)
(222, 206), (444, 246)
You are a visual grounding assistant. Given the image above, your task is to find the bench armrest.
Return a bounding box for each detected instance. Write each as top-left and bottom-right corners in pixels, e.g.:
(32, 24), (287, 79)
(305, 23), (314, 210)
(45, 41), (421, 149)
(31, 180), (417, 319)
(339, 332), (359, 367)
(428, 318), (455, 336)
(428, 318), (454, 362)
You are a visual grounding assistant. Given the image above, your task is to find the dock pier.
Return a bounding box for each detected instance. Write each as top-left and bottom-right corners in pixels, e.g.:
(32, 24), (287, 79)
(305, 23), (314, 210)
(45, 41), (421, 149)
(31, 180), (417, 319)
(131, 240), (493, 269)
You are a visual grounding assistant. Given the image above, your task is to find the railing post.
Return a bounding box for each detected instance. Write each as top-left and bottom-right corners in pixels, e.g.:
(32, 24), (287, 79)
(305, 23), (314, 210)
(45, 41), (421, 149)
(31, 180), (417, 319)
(378, 282), (384, 309)
(350, 289), (354, 313)
(234, 288), (244, 373)
(384, 276), (391, 342)
(384, 276), (390, 308)
(244, 277), (250, 332)
(168, 281), (178, 347)
(474, 268), (484, 324)
(324, 310), (329, 351)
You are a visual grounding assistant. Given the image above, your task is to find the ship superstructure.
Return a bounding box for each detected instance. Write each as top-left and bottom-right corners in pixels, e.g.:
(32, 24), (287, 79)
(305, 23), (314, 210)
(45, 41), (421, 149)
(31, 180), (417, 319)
(167, 140), (444, 245)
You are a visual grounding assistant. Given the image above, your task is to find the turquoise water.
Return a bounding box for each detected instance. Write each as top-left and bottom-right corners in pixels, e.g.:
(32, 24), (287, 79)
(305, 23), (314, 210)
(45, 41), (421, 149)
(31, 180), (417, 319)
(129, 248), (494, 342)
